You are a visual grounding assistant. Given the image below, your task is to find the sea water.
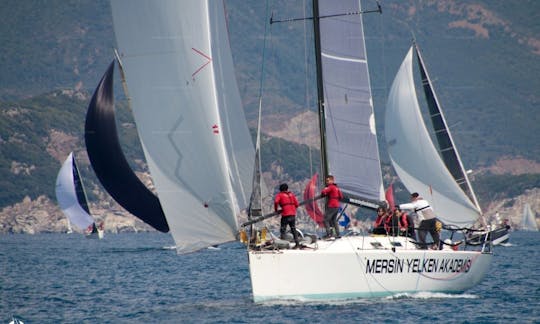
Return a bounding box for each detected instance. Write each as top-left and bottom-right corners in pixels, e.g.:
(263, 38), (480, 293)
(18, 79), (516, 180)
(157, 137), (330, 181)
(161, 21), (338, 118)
(1, 231), (539, 323)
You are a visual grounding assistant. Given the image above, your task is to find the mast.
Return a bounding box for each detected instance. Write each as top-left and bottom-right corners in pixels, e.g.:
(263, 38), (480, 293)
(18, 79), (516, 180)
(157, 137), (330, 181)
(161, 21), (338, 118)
(414, 42), (483, 215)
(312, 0), (329, 181)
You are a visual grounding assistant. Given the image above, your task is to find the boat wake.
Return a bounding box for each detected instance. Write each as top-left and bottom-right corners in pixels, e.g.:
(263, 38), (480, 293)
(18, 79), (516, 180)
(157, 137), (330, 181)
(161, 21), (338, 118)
(498, 242), (513, 247)
(387, 292), (479, 300)
(257, 298), (373, 307)
(102, 247), (170, 254)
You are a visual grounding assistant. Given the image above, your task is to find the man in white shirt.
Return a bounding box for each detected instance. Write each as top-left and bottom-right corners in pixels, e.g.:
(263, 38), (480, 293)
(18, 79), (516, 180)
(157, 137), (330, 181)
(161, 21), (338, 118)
(399, 192), (440, 249)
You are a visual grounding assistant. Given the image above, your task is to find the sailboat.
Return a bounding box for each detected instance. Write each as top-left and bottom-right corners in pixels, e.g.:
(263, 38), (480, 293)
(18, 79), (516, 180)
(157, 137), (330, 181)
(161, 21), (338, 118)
(521, 203), (538, 231)
(246, 2), (492, 301)
(66, 217), (73, 234)
(109, 0), (491, 301)
(55, 152), (104, 239)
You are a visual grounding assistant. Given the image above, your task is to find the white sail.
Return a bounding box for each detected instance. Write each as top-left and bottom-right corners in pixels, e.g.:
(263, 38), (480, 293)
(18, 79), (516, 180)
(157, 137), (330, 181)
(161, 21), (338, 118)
(318, 0), (383, 204)
(521, 203), (538, 231)
(385, 47), (480, 226)
(110, 0), (254, 252)
(55, 153), (95, 231)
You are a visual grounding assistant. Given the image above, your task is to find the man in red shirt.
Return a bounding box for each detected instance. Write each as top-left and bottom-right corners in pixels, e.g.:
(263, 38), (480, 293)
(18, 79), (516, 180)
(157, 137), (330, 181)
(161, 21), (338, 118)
(274, 183), (300, 248)
(321, 175), (343, 238)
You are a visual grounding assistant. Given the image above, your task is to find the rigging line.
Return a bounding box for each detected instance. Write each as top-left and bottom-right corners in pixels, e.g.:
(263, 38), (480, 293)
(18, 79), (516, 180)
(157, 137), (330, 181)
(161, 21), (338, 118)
(270, 3), (382, 24)
(301, 0), (316, 225)
(377, 0), (389, 142)
(257, 0), (271, 101)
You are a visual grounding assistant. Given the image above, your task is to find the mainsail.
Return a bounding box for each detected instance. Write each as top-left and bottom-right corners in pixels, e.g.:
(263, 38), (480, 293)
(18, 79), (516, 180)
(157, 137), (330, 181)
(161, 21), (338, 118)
(111, 0), (254, 252)
(385, 46), (481, 226)
(521, 203), (538, 231)
(316, 0), (384, 206)
(55, 152), (95, 231)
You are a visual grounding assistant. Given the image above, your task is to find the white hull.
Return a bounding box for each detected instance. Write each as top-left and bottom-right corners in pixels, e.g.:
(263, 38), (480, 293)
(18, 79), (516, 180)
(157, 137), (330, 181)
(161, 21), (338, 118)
(248, 236), (491, 301)
(491, 232), (509, 245)
(467, 226), (510, 246)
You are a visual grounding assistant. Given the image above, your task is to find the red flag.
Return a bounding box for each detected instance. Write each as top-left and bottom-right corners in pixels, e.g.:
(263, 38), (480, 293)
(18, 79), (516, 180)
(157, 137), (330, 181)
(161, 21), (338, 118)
(385, 183), (395, 212)
(303, 173), (324, 227)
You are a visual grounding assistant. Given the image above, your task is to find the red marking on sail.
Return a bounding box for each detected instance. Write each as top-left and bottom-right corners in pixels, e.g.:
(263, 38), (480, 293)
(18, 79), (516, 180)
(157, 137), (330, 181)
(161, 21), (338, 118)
(303, 173), (324, 227)
(385, 183), (395, 212)
(212, 124), (219, 134)
(192, 48), (212, 78)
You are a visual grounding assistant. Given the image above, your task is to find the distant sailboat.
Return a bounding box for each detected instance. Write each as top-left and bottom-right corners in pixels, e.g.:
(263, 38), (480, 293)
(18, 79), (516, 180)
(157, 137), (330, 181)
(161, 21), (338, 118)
(521, 203), (538, 231)
(66, 217), (73, 234)
(55, 152), (104, 239)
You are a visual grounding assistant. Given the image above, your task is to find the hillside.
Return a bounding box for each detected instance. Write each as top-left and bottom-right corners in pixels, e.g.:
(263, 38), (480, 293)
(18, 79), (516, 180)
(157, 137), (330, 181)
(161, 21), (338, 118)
(0, 1), (538, 164)
(0, 0), (539, 232)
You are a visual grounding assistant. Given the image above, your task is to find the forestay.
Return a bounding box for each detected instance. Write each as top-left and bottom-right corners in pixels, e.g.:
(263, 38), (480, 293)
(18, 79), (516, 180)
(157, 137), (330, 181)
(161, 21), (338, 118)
(111, 0), (254, 252)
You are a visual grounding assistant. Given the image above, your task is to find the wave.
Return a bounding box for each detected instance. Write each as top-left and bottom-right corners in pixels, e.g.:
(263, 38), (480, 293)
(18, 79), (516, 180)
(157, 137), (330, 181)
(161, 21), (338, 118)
(387, 291), (479, 300)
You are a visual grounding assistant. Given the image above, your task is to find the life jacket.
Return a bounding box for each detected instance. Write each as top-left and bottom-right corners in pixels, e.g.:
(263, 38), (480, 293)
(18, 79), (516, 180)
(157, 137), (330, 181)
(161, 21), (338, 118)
(274, 191), (298, 216)
(322, 183), (343, 208)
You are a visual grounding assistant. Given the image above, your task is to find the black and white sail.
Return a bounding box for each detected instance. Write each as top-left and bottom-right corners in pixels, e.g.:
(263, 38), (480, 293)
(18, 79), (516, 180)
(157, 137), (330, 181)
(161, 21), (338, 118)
(385, 45), (482, 226)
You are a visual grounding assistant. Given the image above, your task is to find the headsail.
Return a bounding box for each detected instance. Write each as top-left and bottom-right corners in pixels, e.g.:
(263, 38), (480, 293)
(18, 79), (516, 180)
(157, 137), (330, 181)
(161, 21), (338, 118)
(85, 60), (170, 233)
(111, 0), (254, 252)
(55, 152), (95, 231)
(415, 44), (482, 213)
(385, 46), (480, 226)
(316, 0), (384, 206)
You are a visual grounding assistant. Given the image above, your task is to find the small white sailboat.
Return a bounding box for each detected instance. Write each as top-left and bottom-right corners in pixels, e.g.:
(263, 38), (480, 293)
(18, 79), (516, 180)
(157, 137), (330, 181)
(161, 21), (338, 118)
(521, 203), (538, 231)
(55, 152), (104, 239)
(66, 217), (73, 234)
(109, 0), (492, 302)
